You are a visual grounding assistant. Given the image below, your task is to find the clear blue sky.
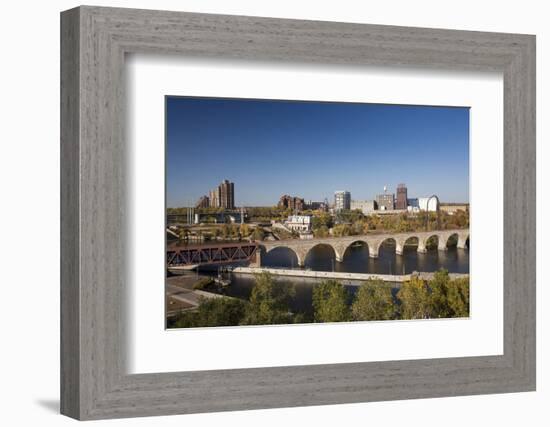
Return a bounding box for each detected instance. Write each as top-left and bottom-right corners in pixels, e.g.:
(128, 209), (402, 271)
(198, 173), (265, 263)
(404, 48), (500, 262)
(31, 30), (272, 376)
(166, 96), (469, 207)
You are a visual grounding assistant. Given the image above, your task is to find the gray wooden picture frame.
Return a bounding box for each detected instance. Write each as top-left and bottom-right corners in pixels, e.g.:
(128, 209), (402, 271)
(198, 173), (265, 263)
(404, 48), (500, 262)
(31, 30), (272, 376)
(60, 5), (536, 420)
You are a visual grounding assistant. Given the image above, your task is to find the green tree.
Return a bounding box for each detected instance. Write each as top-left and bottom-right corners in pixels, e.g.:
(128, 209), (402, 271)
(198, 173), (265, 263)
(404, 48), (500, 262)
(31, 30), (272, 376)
(332, 224), (352, 237)
(252, 227), (265, 241)
(313, 225), (329, 238)
(366, 215), (381, 231)
(312, 213), (334, 230)
(239, 223), (250, 237)
(242, 272), (295, 325)
(428, 269), (452, 318)
(213, 227), (222, 238)
(312, 280), (351, 322)
(351, 279), (395, 321)
(396, 213), (413, 232)
(397, 276), (432, 319)
(338, 209), (365, 224)
(352, 219), (366, 235)
(397, 269), (469, 320)
(171, 297), (248, 328)
(446, 277), (470, 317)
(427, 269), (469, 318)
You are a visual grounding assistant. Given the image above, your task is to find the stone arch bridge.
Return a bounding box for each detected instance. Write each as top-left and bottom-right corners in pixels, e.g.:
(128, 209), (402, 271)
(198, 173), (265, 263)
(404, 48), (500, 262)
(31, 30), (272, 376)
(258, 229), (469, 267)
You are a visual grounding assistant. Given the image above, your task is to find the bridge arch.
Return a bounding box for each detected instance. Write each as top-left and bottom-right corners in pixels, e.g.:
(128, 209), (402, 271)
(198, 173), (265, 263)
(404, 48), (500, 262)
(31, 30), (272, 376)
(260, 245), (303, 268)
(259, 228), (469, 263)
(445, 233), (459, 248)
(418, 234), (439, 253)
(398, 236), (420, 255)
(304, 243), (341, 269)
(371, 237), (397, 259)
(342, 240), (369, 261)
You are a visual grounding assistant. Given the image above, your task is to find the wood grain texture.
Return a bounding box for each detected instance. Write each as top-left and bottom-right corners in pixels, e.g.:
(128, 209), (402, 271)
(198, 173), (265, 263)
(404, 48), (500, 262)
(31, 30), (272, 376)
(60, 6), (536, 420)
(60, 7), (80, 419)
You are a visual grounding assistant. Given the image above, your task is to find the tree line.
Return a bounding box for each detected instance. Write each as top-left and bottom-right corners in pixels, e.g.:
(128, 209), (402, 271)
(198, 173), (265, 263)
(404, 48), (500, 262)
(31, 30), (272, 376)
(312, 209), (469, 238)
(167, 269), (469, 328)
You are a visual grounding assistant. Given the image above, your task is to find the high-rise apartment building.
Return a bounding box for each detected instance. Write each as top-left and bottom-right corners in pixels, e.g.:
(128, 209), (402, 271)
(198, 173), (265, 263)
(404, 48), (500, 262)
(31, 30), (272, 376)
(334, 191), (351, 211)
(195, 195), (210, 209)
(396, 183), (408, 210)
(219, 179), (235, 209)
(209, 188), (220, 208)
(208, 180), (234, 209)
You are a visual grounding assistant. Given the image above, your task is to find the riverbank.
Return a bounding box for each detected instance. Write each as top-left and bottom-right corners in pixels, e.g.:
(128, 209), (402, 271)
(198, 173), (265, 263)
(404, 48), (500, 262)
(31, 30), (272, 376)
(232, 266), (468, 284)
(166, 275), (230, 317)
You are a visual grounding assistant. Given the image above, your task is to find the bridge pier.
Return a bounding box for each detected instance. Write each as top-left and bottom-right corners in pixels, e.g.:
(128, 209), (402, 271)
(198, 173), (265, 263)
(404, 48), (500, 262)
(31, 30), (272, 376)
(250, 248), (262, 267)
(333, 243), (346, 263)
(369, 247), (379, 258)
(417, 241), (427, 253)
(395, 243), (404, 256)
(295, 248), (307, 268)
(457, 236), (468, 249)
(438, 239), (448, 251)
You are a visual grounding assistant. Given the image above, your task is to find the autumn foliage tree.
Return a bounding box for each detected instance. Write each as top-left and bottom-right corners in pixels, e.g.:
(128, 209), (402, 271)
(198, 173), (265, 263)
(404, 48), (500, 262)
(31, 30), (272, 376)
(171, 297), (248, 328)
(351, 279), (395, 321)
(241, 272), (295, 325)
(169, 269), (469, 329)
(397, 276), (433, 319)
(443, 276), (469, 318)
(398, 270), (470, 319)
(312, 280), (351, 322)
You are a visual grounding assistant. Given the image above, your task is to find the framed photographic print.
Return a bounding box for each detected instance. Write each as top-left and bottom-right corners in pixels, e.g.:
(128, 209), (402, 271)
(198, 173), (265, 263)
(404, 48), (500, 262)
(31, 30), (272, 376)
(61, 6), (536, 420)
(164, 97), (472, 329)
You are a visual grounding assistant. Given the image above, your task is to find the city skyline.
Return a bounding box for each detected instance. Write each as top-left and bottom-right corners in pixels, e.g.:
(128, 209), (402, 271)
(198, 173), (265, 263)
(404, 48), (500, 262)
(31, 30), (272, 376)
(166, 96), (470, 207)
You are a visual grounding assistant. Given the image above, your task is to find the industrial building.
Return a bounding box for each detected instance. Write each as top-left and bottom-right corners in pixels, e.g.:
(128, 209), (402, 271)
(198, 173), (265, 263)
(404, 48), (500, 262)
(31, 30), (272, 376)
(350, 199), (377, 214)
(418, 196), (440, 212)
(278, 194), (305, 211)
(376, 192), (395, 211)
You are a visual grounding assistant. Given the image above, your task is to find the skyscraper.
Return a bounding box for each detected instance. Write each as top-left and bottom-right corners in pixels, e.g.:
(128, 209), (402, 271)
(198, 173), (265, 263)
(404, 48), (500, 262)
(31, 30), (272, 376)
(209, 187), (220, 208)
(195, 195), (210, 208)
(219, 179), (235, 209)
(396, 183), (408, 210)
(334, 191), (351, 211)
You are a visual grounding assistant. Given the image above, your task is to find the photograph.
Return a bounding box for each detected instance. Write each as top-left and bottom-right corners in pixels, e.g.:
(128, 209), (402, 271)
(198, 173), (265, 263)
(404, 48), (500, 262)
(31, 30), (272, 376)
(165, 96), (470, 328)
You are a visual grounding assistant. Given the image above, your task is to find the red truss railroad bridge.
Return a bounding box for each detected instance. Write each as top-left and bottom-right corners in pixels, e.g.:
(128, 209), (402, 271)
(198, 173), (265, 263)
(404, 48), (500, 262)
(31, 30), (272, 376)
(166, 242), (260, 269)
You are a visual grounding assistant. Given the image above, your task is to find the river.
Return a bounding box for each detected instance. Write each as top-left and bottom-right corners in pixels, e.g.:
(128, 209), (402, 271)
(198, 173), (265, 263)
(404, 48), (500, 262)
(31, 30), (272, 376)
(194, 242), (469, 315)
